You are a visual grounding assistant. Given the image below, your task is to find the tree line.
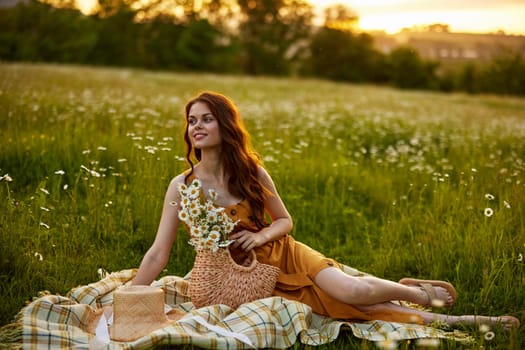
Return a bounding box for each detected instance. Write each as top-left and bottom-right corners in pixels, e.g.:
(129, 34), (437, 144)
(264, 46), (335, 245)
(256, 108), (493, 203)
(1, 0), (524, 95)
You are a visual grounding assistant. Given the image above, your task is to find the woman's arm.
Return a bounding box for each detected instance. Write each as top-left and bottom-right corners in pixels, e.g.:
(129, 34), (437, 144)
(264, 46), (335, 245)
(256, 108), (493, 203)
(230, 166), (293, 251)
(132, 174), (185, 285)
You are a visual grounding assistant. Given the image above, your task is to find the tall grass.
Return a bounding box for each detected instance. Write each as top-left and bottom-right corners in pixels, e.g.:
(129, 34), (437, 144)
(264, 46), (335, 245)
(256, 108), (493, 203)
(1, 63), (524, 348)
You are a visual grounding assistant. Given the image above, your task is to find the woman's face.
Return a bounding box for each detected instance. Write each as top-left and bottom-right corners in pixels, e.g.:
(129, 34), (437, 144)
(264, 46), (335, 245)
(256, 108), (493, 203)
(187, 101), (221, 150)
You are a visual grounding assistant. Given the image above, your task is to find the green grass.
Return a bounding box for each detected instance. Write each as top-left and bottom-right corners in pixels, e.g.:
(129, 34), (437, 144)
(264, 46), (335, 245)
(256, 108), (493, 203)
(1, 62), (524, 349)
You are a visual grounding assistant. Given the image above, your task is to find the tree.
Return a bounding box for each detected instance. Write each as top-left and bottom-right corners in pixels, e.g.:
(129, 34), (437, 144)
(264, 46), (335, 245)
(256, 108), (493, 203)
(387, 46), (439, 90)
(237, 0), (314, 75)
(457, 62), (479, 93)
(478, 51), (525, 95)
(134, 0), (237, 27)
(87, 10), (140, 66)
(307, 5), (387, 84)
(175, 19), (241, 72)
(323, 3), (358, 32)
(0, 0), (97, 63)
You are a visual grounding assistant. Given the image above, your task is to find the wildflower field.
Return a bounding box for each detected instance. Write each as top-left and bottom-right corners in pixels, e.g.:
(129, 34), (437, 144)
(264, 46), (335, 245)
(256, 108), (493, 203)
(1, 63), (524, 349)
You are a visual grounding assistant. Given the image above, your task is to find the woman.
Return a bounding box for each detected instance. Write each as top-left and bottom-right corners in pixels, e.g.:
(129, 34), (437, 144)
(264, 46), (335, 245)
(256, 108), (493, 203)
(133, 91), (519, 329)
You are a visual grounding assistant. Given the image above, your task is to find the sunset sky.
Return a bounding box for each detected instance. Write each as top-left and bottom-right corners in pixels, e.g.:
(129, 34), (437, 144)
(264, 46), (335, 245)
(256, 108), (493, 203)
(75, 0), (525, 35)
(311, 0), (525, 35)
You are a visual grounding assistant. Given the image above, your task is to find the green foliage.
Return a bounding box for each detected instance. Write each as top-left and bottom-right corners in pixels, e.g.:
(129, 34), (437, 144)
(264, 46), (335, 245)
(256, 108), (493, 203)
(478, 51), (525, 95)
(0, 0), (97, 62)
(1, 63), (524, 349)
(1, 0), (525, 95)
(387, 46), (440, 90)
(175, 19), (241, 72)
(308, 28), (388, 83)
(237, 0), (314, 75)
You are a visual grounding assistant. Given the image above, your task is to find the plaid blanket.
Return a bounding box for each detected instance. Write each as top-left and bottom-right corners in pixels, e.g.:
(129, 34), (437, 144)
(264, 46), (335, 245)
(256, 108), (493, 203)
(1, 269), (471, 349)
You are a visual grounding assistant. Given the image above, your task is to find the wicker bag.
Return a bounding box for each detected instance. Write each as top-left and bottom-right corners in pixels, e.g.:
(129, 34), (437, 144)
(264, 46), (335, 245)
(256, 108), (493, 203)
(190, 248), (281, 309)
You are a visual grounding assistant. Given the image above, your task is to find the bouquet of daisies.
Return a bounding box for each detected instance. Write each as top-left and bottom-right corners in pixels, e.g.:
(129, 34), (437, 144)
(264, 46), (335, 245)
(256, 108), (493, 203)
(177, 179), (238, 252)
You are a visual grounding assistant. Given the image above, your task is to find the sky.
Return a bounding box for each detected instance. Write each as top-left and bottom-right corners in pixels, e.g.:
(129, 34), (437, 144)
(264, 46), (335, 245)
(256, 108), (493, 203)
(75, 0), (525, 35)
(310, 0), (525, 35)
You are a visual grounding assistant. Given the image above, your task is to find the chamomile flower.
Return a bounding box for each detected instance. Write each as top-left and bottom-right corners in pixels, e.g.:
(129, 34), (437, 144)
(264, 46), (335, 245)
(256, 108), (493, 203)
(485, 193), (495, 200)
(187, 187), (199, 199)
(479, 324), (490, 333)
(190, 226), (203, 238)
(178, 210), (189, 221)
(208, 189), (218, 201)
(484, 208), (494, 217)
(190, 207), (200, 217)
(207, 212), (218, 222)
(375, 339), (397, 350)
(205, 202), (215, 212)
(177, 179), (238, 251)
(209, 230), (221, 242)
(0, 174), (13, 182)
(178, 183), (187, 192)
(484, 331), (495, 341)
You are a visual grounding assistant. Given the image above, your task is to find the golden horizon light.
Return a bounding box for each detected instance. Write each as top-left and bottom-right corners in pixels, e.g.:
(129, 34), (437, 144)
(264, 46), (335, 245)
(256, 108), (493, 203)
(310, 0), (525, 35)
(75, 0), (525, 36)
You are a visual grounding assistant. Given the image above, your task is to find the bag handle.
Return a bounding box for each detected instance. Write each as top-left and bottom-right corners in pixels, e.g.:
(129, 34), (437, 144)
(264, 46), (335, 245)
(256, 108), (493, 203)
(227, 249), (258, 272)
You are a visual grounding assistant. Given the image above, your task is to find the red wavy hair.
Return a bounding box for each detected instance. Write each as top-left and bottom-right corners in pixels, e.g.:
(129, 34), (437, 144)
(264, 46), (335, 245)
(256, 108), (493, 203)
(183, 91), (269, 229)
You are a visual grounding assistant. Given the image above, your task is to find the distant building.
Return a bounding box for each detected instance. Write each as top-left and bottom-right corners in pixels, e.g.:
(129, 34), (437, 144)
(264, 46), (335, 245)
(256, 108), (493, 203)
(371, 24), (525, 62)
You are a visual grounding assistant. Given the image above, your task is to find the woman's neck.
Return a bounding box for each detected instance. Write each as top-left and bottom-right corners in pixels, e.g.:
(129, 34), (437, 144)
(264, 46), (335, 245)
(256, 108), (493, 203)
(196, 148), (227, 185)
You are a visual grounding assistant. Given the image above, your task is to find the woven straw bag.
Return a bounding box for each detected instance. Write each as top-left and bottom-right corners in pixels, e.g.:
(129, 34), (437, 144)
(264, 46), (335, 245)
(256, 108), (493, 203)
(190, 248), (281, 309)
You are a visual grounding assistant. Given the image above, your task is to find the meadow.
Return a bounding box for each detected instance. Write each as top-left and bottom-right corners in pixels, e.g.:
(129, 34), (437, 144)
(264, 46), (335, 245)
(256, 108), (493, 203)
(0, 62), (524, 349)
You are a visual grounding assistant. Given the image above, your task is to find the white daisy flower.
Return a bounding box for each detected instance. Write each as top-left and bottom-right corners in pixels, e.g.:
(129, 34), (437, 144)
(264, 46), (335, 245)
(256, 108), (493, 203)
(209, 230), (221, 241)
(178, 210), (189, 221)
(207, 212), (218, 222)
(39, 222), (50, 229)
(208, 189), (218, 201)
(181, 197), (190, 208)
(177, 183), (187, 192)
(0, 174), (13, 182)
(484, 208), (494, 217)
(484, 331), (495, 341)
(188, 187), (199, 199)
(190, 226), (202, 238)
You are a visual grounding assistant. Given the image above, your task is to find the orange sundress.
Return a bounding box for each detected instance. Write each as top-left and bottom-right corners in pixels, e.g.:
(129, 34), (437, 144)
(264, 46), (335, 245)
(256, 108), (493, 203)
(219, 198), (423, 324)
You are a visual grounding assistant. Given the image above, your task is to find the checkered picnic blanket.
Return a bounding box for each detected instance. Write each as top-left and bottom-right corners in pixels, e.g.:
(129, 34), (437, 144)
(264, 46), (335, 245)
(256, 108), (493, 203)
(1, 269), (471, 349)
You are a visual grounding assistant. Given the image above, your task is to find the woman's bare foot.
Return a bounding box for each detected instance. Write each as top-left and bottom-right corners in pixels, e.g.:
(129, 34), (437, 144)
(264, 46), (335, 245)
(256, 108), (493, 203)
(399, 278), (456, 308)
(451, 315), (520, 330)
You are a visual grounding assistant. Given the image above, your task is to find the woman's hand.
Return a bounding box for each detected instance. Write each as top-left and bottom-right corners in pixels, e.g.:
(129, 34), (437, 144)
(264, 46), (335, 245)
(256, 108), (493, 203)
(229, 230), (268, 251)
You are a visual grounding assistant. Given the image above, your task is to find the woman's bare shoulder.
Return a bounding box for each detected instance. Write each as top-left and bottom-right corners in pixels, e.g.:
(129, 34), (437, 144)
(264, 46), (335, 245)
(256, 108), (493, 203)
(169, 172), (189, 188)
(256, 165), (275, 186)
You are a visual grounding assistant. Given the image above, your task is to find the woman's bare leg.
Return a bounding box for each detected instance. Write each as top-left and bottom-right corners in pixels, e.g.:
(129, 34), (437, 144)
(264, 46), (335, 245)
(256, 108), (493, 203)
(314, 268), (520, 330)
(314, 267), (453, 307)
(355, 302), (520, 330)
